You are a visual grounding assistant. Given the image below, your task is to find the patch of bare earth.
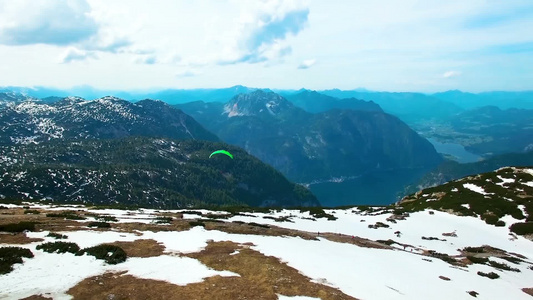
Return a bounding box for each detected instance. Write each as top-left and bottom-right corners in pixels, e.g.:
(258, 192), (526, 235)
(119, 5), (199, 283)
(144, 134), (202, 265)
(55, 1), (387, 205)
(522, 288), (533, 296)
(19, 295), (53, 300)
(113, 220), (191, 235)
(202, 220), (391, 250)
(109, 239), (165, 257)
(0, 208), (88, 233)
(68, 241), (357, 300)
(0, 233), (43, 244)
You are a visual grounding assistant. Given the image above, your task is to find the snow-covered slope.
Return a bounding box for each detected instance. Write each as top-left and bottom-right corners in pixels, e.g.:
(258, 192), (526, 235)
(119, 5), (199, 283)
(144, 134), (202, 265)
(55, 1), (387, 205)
(0, 96), (219, 145)
(1, 201), (532, 300)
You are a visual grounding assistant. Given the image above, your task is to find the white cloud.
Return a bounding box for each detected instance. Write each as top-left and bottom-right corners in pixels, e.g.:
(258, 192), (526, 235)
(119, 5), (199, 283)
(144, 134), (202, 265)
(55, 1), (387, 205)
(176, 69), (201, 78)
(60, 47), (97, 63)
(298, 58), (316, 69)
(442, 71), (462, 78)
(0, 0), (532, 91)
(135, 55), (157, 65)
(0, 0), (98, 45)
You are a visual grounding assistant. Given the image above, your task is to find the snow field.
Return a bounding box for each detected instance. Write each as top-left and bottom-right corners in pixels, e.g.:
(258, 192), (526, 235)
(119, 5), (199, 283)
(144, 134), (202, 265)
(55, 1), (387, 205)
(1, 205), (532, 300)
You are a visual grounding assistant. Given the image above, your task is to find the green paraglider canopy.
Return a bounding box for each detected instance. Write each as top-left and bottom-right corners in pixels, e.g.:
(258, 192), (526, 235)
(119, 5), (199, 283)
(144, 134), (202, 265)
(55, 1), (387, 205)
(209, 150), (234, 159)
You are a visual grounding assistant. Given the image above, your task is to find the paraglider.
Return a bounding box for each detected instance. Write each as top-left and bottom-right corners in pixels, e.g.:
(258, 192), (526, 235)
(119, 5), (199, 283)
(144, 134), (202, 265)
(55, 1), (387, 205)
(209, 150), (233, 159)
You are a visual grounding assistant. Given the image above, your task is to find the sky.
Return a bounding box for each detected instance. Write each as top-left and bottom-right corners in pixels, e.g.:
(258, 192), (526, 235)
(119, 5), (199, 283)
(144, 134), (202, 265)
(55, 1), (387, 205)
(0, 0), (532, 93)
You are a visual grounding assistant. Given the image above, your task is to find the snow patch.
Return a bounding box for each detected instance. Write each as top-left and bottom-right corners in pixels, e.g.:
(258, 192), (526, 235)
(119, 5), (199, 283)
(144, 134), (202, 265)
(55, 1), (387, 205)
(463, 183), (491, 195)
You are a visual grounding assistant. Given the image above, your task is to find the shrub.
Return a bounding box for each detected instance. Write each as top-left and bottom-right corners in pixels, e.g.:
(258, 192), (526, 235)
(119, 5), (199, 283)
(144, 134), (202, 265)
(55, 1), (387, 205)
(376, 239), (395, 245)
(482, 214), (499, 225)
(495, 220), (506, 227)
(87, 221), (111, 228)
(477, 271), (499, 279)
(0, 246), (34, 274)
(24, 209), (40, 215)
(500, 256), (522, 264)
(77, 244), (127, 264)
(46, 232), (68, 239)
(463, 247), (485, 253)
(510, 222), (533, 235)
(0, 205), (8, 209)
(0, 221), (36, 232)
(181, 210), (203, 216)
(467, 291), (479, 297)
(46, 212), (86, 220)
(300, 207), (337, 220)
(248, 222), (270, 229)
(96, 215), (118, 222)
(428, 251), (457, 265)
(369, 222), (390, 229)
(37, 242), (80, 254)
(488, 260), (520, 272)
(154, 217), (173, 224)
(189, 221), (205, 227)
(467, 256), (488, 264)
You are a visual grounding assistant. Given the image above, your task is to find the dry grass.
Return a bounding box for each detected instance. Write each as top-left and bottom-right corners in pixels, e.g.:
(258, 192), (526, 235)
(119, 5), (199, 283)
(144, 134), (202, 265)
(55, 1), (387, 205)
(203, 221), (318, 240)
(19, 295), (53, 300)
(113, 220), (191, 235)
(522, 288), (533, 296)
(0, 233), (43, 244)
(186, 241), (356, 300)
(68, 241), (357, 300)
(109, 239), (165, 258)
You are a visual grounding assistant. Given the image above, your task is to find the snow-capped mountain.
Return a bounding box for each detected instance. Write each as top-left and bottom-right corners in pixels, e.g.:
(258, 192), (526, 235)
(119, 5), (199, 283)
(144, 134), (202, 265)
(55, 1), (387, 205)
(0, 96), (219, 145)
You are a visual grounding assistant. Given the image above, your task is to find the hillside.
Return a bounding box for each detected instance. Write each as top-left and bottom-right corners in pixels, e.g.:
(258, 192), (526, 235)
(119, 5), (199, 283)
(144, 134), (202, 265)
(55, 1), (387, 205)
(1, 180), (532, 299)
(398, 167), (533, 236)
(0, 137), (318, 208)
(405, 151), (533, 193)
(0, 96), (219, 145)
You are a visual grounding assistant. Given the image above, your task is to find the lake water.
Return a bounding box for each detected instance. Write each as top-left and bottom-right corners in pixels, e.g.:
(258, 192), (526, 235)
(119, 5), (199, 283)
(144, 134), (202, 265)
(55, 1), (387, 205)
(427, 138), (482, 163)
(309, 168), (430, 207)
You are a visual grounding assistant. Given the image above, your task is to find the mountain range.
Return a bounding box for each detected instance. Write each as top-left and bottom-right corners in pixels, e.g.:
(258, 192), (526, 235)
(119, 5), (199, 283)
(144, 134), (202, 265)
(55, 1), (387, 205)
(1, 86), (531, 207)
(176, 90), (443, 205)
(0, 95), (218, 145)
(176, 90), (442, 181)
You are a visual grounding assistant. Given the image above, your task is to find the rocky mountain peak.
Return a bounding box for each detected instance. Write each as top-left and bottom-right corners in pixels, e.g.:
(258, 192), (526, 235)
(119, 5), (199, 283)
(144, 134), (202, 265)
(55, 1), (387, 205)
(223, 90), (294, 118)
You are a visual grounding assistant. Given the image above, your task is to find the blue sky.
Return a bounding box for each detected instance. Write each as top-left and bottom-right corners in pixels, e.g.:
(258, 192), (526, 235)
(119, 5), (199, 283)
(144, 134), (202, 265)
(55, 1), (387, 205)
(0, 0), (532, 92)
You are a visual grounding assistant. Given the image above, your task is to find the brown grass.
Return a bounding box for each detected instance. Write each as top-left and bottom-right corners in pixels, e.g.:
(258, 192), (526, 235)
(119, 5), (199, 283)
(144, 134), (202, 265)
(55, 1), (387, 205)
(68, 241), (357, 300)
(109, 239), (165, 258)
(19, 295), (53, 300)
(113, 220), (191, 235)
(522, 288), (533, 296)
(0, 233), (43, 244)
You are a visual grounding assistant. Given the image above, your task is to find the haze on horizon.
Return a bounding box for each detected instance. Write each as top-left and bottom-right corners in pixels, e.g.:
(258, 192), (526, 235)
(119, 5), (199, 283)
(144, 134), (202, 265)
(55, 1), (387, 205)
(0, 0), (532, 93)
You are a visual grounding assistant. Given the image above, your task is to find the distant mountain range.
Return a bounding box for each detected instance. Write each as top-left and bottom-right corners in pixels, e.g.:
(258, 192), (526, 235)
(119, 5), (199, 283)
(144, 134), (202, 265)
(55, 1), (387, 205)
(432, 90), (533, 110)
(284, 90), (382, 113)
(3, 85), (532, 110)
